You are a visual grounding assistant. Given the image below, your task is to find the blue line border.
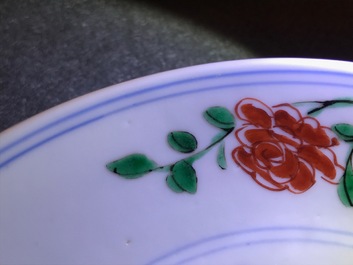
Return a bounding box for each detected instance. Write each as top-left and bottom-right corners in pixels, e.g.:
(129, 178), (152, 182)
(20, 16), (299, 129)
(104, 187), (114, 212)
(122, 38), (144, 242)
(145, 226), (353, 265)
(2, 69), (353, 154)
(1, 69), (353, 169)
(176, 238), (353, 265)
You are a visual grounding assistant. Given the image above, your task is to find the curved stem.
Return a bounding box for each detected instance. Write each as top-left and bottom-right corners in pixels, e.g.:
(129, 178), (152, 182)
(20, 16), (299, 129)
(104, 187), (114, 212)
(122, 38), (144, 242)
(153, 128), (234, 172)
(342, 147), (353, 206)
(295, 99), (353, 115)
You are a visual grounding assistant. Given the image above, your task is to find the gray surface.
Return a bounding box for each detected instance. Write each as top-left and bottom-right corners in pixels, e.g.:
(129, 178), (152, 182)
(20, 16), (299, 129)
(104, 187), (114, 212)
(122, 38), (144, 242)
(1, 0), (353, 132)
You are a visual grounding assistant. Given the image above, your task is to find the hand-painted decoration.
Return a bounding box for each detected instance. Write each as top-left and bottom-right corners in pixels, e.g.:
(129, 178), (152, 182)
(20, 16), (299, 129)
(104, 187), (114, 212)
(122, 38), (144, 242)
(107, 98), (353, 207)
(107, 106), (234, 194)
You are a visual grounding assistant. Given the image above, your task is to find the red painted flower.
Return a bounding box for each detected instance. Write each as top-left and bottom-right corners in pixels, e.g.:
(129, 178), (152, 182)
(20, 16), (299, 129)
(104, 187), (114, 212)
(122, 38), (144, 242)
(232, 98), (344, 193)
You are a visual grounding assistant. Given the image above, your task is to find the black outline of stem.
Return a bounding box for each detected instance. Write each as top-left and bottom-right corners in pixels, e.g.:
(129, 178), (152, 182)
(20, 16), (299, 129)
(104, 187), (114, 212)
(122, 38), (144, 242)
(296, 99), (353, 115)
(153, 127), (234, 172)
(342, 148), (353, 207)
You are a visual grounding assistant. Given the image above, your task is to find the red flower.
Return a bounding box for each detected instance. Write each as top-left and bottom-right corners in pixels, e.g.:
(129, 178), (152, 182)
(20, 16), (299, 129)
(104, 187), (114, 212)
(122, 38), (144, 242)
(232, 98), (343, 193)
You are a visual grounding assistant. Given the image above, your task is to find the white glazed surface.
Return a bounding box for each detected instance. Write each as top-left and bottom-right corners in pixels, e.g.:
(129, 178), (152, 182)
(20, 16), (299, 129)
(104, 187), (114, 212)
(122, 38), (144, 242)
(1, 58), (353, 264)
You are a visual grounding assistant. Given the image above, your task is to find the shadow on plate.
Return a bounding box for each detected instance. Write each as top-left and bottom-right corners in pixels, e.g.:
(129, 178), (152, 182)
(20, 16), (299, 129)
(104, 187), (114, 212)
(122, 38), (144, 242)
(135, 0), (353, 60)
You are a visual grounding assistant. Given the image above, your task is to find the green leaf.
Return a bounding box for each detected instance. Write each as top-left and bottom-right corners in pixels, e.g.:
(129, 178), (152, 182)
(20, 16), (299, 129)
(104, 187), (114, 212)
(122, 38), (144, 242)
(106, 153), (157, 179)
(332, 123), (353, 142)
(203, 106), (235, 130)
(211, 131), (228, 143)
(166, 174), (184, 193)
(167, 131), (197, 153)
(171, 160), (197, 194)
(338, 154), (353, 207)
(217, 142), (227, 170)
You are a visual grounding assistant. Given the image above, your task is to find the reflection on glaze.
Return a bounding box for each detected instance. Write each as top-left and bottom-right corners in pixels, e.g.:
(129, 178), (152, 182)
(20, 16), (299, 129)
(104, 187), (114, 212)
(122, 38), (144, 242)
(107, 98), (353, 207)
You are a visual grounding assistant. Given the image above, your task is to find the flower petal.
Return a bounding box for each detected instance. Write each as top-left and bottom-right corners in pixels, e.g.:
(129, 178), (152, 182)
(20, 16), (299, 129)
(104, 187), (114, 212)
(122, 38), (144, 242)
(270, 149), (299, 180)
(232, 146), (258, 175)
(287, 160), (316, 193)
(255, 142), (282, 160)
(298, 145), (337, 180)
(232, 146), (285, 191)
(253, 141), (283, 169)
(317, 148), (345, 184)
(274, 109), (300, 133)
(233, 98), (342, 194)
(243, 128), (274, 145)
(273, 103), (302, 131)
(295, 117), (335, 147)
(235, 98), (273, 129)
(272, 129), (301, 149)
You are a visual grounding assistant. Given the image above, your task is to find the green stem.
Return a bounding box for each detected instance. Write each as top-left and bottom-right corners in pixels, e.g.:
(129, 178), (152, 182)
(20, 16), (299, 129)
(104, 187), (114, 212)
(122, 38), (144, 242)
(295, 99), (353, 115)
(153, 128), (234, 172)
(343, 147), (353, 206)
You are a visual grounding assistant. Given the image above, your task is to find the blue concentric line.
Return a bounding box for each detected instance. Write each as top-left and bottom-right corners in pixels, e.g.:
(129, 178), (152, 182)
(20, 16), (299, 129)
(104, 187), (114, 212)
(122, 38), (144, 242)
(145, 226), (353, 265)
(1, 69), (353, 169)
(2, 69), (353, 155)
(176, 238), (353, 265)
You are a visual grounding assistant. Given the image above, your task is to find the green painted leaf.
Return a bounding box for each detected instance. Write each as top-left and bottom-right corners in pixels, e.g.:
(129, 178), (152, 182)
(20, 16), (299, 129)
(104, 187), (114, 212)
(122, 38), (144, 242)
(211, 131), (228, 143)
(332, 123), (353, 142)
(338, 155), (353, 207)
(203, 106), (235, 130)
(166, 174), (184, 193)
(167, 131), (197, 153)
(217, 142), (227, 170)
(171, 160), (197, 194)
(106, 153), (157, 179)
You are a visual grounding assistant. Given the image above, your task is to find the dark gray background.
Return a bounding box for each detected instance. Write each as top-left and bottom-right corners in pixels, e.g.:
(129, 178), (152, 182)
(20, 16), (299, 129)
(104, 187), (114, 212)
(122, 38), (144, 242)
(1, 0), (353, 132)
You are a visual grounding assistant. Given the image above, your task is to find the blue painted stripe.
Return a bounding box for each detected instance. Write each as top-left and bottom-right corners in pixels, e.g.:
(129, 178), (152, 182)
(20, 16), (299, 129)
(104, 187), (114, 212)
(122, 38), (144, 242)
(1, 70), (353, 169)
(2, 69), (353, 155)
(176, 238), (353, 265)
(145, 226), (353, 265)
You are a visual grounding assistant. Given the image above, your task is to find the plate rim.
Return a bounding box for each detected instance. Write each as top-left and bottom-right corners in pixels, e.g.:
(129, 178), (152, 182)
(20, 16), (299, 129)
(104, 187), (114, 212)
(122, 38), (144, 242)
(2, 57), (353, 169)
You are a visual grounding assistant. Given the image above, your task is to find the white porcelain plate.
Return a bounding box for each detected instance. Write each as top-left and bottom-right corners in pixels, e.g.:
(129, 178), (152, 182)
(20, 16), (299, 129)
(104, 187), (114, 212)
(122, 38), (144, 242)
(1, 58), (353, 264)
